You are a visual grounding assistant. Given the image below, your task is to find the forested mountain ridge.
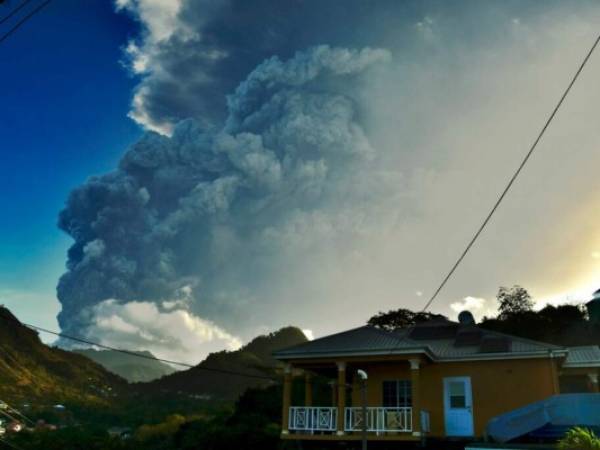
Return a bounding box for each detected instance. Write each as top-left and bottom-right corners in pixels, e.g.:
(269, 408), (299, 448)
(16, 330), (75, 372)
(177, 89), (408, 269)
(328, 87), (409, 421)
(74, 349), (176, 383)
(141, 326), (308, 400)
(0, 305), (126, 406)
(0, 304), (307, 408)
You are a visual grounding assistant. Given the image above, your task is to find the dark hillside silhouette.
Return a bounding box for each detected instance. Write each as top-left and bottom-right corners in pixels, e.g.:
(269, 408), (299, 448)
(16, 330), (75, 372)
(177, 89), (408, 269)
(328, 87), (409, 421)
(141, 327), (308, 401)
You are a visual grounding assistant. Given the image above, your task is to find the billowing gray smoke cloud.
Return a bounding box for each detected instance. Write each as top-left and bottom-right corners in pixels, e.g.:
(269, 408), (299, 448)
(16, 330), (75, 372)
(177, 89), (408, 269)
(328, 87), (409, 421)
(57, 45), (393, 360)
(58, 0), (600, 361)
(119, 0), (560, 134)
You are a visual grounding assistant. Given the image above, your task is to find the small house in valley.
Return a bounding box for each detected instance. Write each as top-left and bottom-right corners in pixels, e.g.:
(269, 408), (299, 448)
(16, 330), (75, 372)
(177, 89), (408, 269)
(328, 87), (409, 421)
(273, 310), (600, 443)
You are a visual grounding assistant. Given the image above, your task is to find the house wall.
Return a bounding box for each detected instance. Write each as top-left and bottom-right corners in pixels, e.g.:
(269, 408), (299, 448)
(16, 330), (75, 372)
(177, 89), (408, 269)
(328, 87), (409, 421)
(559, 367), (600, 393)
(349, 357), (559, 438)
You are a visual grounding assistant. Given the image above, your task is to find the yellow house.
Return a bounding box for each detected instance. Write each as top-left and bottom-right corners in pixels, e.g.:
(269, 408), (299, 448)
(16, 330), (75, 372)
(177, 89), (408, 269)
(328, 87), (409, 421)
(273, 317), (600, 443)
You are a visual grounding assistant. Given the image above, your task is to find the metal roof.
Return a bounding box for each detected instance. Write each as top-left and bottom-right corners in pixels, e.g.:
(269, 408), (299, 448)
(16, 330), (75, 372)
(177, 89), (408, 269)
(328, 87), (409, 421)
(563, 346), (600, 368)
(273, 322), (565, 362)
(272, 326), (421, 358)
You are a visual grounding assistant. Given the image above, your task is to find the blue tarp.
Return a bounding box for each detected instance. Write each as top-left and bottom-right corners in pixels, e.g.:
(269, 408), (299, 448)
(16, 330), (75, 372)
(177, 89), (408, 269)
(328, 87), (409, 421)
(486, 394), (600, 443)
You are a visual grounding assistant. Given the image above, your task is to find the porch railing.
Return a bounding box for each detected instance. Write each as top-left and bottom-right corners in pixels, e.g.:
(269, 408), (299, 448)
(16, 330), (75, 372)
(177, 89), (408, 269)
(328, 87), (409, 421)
(288, 407), (337, 432)
(288, 406), (414, 434)
(344, 407), (412, 433)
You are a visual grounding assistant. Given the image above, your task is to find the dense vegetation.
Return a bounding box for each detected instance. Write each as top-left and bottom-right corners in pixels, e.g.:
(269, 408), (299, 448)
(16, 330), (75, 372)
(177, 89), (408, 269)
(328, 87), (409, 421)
(479, 285), (600, 346)
(8, 385), (293, 450)
(369, 285), (600, 347)
(558, 427), (600, 450)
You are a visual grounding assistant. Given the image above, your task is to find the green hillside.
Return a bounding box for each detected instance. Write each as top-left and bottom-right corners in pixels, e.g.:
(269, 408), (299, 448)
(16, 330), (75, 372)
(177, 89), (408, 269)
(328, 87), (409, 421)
(74, 349), (176, 382)
(0, 306), (126, 407)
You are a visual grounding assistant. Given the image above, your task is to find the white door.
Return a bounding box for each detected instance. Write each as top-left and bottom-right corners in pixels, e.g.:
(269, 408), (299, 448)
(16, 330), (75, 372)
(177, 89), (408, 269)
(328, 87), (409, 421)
(443, 376), (474, 437)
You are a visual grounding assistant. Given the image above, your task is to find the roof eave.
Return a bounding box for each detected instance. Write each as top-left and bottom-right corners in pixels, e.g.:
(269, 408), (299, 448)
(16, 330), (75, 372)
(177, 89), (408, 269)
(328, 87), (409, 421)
(273, 347), (434, 361)
(274, 348), (567, 362)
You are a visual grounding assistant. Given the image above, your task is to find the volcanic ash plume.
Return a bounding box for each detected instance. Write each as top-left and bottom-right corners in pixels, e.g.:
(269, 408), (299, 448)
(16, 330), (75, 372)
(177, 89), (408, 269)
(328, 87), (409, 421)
(56, 46), (393, 362)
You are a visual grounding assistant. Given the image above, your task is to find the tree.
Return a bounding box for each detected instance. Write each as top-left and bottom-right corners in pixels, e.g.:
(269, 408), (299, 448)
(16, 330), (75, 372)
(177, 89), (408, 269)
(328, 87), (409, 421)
(367, 308), (447, 331)
(497, 285), (533, 319)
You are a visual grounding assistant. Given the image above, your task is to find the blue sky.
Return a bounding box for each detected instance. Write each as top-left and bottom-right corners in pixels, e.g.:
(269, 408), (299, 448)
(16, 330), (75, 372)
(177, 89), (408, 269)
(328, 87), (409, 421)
(0, 0), (141, 335)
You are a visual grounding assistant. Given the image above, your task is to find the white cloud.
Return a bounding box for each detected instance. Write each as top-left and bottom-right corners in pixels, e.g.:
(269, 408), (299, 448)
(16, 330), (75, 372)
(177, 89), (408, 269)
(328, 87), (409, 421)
(83, 299), (242, 364)
(116, 0), (185, 43)
(450, 296), (497, 322)
(302, 329), (314, 340)
(128, 86), (175, 135)
(534, 283), (599, 310)
(592, 251), (600, 260)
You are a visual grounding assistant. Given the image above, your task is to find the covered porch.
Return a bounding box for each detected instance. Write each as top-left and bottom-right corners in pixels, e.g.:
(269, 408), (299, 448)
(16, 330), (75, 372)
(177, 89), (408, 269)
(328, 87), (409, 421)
(280, 358), (430, 440)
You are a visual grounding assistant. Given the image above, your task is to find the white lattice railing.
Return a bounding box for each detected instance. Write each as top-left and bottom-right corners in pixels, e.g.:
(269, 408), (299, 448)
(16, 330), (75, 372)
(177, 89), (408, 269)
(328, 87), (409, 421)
(289, 407), (337, 432)
(344, 407), (412, 433)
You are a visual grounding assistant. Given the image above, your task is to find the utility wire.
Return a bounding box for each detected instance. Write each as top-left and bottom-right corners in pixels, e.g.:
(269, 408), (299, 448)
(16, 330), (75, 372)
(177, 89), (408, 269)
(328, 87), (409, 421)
(0, 0), (33, 25)
(0, 314), (278, 381)
(0, 401), (34, 426)
(0, 409), (20, 424)
(421, 32), (600, 312)
(0, 0), (51, 46)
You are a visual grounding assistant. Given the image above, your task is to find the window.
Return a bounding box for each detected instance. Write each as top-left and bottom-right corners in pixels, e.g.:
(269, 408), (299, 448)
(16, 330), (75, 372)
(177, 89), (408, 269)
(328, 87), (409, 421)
(382, 380), (412, 407)
(448, 381), (466, 408)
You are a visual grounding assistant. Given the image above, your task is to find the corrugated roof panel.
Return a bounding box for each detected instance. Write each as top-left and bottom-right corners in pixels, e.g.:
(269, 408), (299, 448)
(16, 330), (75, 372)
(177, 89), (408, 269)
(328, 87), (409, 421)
(564, 346), (600, 367)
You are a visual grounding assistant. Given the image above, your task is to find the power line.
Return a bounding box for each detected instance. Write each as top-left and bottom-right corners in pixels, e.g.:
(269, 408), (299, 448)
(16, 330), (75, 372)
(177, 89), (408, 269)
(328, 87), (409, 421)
(0, 409), (20, 424)
(0, 0), (51, 46)
(421, 32), (600, 312)
(0, 401), (34, 426)
(0, 0), (33, 25)
(0, 314), (278, 381)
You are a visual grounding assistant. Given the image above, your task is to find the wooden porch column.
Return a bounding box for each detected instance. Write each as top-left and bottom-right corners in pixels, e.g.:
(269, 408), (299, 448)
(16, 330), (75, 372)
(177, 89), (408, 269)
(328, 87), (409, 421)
(336, 361), (346, 435)
(281, 364), (293, 435)
(589, 372), (599, 393)
(409, 359), (421, 436)
(305, 373), (313, 406)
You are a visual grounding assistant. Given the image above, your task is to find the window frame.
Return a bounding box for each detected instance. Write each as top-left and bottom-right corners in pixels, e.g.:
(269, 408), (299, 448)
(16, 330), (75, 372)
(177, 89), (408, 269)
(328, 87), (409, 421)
(382, 379), (412, 408)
